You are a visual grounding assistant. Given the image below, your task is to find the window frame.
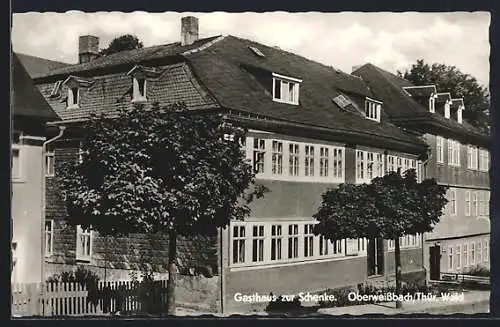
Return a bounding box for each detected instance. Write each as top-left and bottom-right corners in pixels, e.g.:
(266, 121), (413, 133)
(45, 220), (54, 256)
(76, 225), (93, 262)
(45, 150), (55, 177)
(132, 77), (148, 103)
(436, 136), (444, 164)
(272, 73), (301, 105)
(67, 87), (80, 109)
(448, 189), (457, 216)
(364, 99), (381, 122)
(356, 149), (385, 183)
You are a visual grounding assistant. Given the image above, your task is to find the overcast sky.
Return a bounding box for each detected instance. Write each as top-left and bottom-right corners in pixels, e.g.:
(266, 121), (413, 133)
(12, 11), (490, 87)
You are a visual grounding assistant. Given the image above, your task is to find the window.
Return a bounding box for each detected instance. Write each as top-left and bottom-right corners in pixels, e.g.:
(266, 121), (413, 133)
(67, 87), (79, 108)
(332, 148), (343, 180)
(447, 139), (461, 166)
(478, 191), (488, 217)
(253, 138), (266, 174)
(232, 226), (245, 264)
(45, 220), (54, 256)
(358, 238), (366, 252)
(12, 147), (20, 180)
(356, 150), (365, 181)
(76, 225), (92, 261)
(273, 75), (300, 105)
(404, 158), (410, 173)
(252, 225), (265, 262)
(479, 149), (489, 171)
(50, 80), (62, 97)
(396, 157), (403, 172)
(448, 189), (457, 216)
(319, 147), (329, 177)
(472, 192), (478, 216)
(465, 191), (471, 216)
(46, 151), (55, 177)
(470, 242), (475, 265)
(436, 136), (444, 163)
(476, 242), (482, 264)
(132, 77), (147, 102)
(429, 96), (436, 113)
(287, 224), (299, 259)
(333, 94), (351, 108)
(463, 244), (468, 267)
(483, 241), (488, 263)
(270, 225), (283, 261)
(334, 240), (343, 254)
(387, 155), (396, 172)
(319, 236), (329, 256)
(365, 100), (381, 122)
(271, 141), (283, 175)
(467, 146), (478, 170)
(288, 143), (299, 176)
(448, 247), (453, 271)
(366, 152), (374, 180)
(249, 46), (265, 57)
(455, 245), (461, 269)
(375, 153), (384, 178)
(304, 224), (314, 257)
(304, 146), (314, 177)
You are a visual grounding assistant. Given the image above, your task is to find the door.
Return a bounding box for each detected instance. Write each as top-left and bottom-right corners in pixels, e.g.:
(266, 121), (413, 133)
(429, 245), (441, 280)
(367, 238), (384, 276)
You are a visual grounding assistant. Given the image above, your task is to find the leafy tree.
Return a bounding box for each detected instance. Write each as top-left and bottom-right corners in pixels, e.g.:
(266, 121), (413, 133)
(57, 102), (268, 314)
(398, 59), (490, 133)
(99, 34), (144, 56)
(313, 169), (448, 308)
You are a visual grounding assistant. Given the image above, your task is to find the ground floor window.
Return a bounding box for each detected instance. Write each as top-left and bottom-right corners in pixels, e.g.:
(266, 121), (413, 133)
(76, 225), (92, 261)
(229, 220), (358, 268)
(447, 246), (453, 271)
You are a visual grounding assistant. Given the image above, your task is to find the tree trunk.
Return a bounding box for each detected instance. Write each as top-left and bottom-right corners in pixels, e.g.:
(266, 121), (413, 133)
(395, 237), (402, 309)
(166, 231), (177, 315)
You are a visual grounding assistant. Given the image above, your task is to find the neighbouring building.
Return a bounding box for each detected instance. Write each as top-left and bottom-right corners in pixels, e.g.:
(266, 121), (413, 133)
(11, 53), (61, 284)
(31, 17), (434, 313)
(352, 64), (491, 281)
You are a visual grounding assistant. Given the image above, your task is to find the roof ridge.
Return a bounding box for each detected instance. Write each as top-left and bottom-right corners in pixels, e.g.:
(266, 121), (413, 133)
(15, 52), (72, 66)
(182, 35), (226, 55)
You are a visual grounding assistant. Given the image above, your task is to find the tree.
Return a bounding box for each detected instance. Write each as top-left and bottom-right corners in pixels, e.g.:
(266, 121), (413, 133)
(313, 169), (448, 308)
(398, 59), (490, 133)
(57, 102), (268, 314)
(99, 34), (144, 56)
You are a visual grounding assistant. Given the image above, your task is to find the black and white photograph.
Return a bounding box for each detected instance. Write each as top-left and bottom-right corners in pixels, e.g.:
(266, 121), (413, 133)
(10, 11), (491, 317)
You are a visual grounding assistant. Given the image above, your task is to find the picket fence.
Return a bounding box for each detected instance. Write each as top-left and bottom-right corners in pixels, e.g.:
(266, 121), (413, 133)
(12, 280), (168, 317)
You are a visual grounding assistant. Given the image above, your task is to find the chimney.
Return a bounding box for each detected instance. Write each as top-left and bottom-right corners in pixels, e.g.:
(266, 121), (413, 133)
(181, 16), (199, 46)
(79, 35), (99, 64)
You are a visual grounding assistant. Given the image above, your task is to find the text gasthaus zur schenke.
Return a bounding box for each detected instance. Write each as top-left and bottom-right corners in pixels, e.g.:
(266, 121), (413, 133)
(233, 291), (465, 303)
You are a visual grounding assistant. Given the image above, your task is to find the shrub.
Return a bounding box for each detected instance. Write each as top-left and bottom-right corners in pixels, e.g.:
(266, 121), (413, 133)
(463, 265), (490, 277)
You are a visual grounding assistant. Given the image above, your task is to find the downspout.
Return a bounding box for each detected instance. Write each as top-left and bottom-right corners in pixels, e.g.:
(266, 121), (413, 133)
(419, 145), (433, 284)
(40, 125), (66, 314)
(219, 227), (224, 314)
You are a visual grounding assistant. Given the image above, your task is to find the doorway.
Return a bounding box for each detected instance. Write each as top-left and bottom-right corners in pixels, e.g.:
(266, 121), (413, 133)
(429, 245), (441, 280)
(367, 238), (384, 276)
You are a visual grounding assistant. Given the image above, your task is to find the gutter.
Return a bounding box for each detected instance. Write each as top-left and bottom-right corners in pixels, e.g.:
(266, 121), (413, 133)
(40, 125), (66, 313)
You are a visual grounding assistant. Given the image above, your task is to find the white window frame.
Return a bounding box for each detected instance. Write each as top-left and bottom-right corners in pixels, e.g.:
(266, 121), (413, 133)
(67, 87), (80, 109)
(436, 136), (444, 164)
(447, 139), (461, 167)
(364, 99), (382, 122)
(467, 146), (478, 170)
(76, 225), (92, 261)
(304, 145), (315, 177)
(470, 242), (475, 265)
(247, 135), (345, 183)
(271, 140), (283, 176)
(251, 225), (265, 263)
(483, 240), (488, 263)
(252, 138), (266, 174)
(448, 189), (457, 216)
(387, 155), (396, 172)
(388, 234), (422, 251)
(132, 77), (147, 103)
(45, 150), (55, 177)
(455, 245), (461, 270)
(465, 191), (471, 216)
(356, 150), (384, 183)
(319, 147), (329, 177)
(232, 225), (246, 264)
(229, 220), (353, 270)
(272, 73), (301, 105)
(463, 243), (468, 267)
(45, 220), (54, 256)
(479, 149), (489, 171)
(476, 241), (482, 264)
(472, 191), (478, 216)
(448, 246), (453, 271)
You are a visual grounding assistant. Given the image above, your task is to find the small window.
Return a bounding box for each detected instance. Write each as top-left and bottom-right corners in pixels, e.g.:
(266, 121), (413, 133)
(271, 141), (283, 175)
(253, 138), (266, 174)
(303, 224), (315, 257)
(436, 136), (444, 164)
(365, 100), (381, 122)
(45, 220), (54, 256)
(76, 225), (92, 261)
(132, 77), (147, 103)
(50, 80), (63, 97)
(448, 189), (457, 216)
(333, 94), (351, 109)
(273, 77), (300, 105)
(232, 226), (246, 264)
(252, 225), (265, 262)
(249, 46), (265, 57)
(67, 87), (80, 108)
(270, 225), (283, 261)
(287, 224), (299, 259)
(46, 151), (55, 177)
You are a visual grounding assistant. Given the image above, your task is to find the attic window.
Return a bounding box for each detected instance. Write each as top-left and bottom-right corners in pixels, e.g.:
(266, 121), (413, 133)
(272, 73), (301, 105)
(333, 94), (351, 109)
(365, 98), (382, 122)
(67, 87), (80, 109)
(249, 46), (265, 57)
(132, 77), (147, 103)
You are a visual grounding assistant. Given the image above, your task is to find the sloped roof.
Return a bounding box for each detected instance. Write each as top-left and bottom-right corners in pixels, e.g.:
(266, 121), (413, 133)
(184, 35), (425, 148)
(12, 53), (60, 121)
(33, 36), (222, 80)
(16, 53), (72, 78)
(352, 63), (489, 146)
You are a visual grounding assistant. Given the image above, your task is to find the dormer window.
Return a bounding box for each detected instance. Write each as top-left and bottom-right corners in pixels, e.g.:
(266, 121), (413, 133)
(429, 94), (436, 113)
(62, 75), (95, 109)
(272, 73), (301, 105)
(132, 77), (147, 103)
(364, 97), (382, 122)
(67, 87), (80, 109)
(333, 94), (351, 109)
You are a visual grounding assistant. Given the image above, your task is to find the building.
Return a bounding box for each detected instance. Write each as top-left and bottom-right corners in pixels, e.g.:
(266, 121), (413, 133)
(31, 17), (432, 313)
(352, 63), (491, 281)
(11, 53), (61, 284)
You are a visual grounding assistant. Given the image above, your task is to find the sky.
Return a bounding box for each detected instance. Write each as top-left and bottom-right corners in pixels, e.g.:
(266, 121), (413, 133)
(11, 11), (491, 87)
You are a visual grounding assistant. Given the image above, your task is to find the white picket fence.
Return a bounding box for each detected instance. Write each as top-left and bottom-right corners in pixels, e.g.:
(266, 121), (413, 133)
(12, 280), (168, 317)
